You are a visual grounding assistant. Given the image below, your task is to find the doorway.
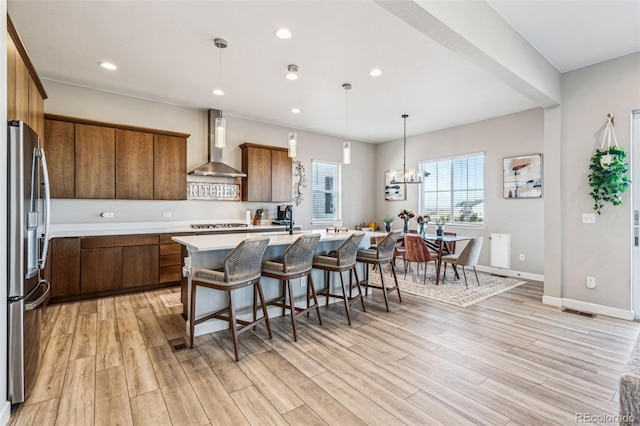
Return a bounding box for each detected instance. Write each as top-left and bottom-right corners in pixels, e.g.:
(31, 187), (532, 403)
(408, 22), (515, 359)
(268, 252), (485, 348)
(633, 110), (640, 317)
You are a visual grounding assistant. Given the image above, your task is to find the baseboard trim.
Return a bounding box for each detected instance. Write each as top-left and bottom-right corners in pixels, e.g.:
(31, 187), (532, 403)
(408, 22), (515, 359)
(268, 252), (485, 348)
(1, 400), (11, 426)
(542, 296), (634, 320)
(475, 265), (544, 282)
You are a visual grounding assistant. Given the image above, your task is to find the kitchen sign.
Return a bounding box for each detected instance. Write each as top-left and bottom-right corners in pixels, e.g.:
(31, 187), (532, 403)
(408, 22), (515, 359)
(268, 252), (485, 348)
(187, 183), (240, 201)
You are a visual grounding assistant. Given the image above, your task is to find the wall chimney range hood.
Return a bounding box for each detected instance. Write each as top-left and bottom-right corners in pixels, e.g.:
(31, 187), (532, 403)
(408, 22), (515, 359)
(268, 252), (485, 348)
(189, 109), (246, 177)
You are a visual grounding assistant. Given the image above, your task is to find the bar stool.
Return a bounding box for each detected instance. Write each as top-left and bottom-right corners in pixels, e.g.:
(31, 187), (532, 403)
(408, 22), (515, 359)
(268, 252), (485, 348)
(189, 237), (270, 361)
(357, 230), (402, 311)
(260, 234), (322, 341)
(312, 232), (365, 325)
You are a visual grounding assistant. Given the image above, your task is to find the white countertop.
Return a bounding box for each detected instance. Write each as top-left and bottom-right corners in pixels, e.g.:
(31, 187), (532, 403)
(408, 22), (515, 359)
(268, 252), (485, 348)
(173, 230), (386, 252)
(48, 220), (293, 238)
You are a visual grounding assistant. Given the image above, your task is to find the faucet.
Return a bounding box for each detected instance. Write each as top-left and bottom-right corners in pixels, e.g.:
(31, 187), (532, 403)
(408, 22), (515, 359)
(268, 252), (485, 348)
(285, 205), (293, 235)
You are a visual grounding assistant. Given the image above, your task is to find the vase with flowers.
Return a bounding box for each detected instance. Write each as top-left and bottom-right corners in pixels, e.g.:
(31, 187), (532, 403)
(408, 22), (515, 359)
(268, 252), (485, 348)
(435, 216), (448, 237)
(416, 215), (430, 235)
(398, 209), (415, 234)
(382, 216), (394, 232)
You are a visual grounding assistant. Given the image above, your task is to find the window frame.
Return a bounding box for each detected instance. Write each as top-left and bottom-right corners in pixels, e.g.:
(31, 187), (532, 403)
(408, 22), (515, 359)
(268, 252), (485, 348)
(418, 152), (485, 227)
(311, 159), (342, 225)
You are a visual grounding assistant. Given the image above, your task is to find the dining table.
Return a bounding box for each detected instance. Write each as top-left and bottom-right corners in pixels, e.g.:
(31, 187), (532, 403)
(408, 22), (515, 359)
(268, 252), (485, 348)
(420, 233), (474, 285)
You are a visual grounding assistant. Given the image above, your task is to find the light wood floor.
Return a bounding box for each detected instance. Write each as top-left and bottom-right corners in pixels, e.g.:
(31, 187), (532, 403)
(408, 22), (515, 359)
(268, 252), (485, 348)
(8, 280), (639, 425)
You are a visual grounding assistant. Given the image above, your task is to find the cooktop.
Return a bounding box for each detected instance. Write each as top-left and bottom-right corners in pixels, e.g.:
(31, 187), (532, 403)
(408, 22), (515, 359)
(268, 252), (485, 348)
(190, 223), (248, 229)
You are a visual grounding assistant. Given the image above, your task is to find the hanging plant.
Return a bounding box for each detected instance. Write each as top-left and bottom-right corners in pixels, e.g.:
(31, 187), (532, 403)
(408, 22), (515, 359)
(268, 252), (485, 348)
(588, 114), (630, 214)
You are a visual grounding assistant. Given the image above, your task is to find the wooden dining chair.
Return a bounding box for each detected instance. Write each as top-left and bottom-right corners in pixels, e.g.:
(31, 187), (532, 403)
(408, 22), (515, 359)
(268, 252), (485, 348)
(403, 235), (440, 284)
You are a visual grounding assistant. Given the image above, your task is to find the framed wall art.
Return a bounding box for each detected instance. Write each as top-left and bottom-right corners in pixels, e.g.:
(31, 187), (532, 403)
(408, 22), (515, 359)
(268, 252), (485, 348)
(503, 154), (542, 198)
(384, 171), (406, 201)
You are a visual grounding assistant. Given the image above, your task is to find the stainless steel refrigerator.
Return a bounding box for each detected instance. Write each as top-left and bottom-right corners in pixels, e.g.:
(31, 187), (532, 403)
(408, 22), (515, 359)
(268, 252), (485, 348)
(7, 121), (51, 405)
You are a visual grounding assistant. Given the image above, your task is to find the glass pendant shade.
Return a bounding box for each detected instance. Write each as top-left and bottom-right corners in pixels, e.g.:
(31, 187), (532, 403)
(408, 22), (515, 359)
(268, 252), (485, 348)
(288, 131), (297, 158)
(214, 117), (226, 148)
(343, 141), (351, 164)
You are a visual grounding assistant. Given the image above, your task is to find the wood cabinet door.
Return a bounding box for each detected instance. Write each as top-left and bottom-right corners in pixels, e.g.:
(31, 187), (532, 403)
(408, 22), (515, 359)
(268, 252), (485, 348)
(242, 146), (272, 201)
(116, 129), (154, 199)
(28, 78), (44, 140)
(81, 247), (123, 293)
(123, 245), (159, 288)
(13, 46), (30, 124)
(45, 120), (75, 198)
(7, 33), (17, 120)
(271, 149), (292, 202)
(51, 238), (81, 298)
(75, 124), (116, 199)
(153, 135), (186, 200)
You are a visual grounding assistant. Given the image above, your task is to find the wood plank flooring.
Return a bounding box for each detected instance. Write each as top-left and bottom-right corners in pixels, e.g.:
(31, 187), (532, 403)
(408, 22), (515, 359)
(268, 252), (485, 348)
(9, 282), (639, 425)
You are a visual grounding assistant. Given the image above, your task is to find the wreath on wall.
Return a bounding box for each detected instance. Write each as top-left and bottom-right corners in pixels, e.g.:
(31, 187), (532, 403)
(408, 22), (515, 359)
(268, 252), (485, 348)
(588, 114), (630, 215)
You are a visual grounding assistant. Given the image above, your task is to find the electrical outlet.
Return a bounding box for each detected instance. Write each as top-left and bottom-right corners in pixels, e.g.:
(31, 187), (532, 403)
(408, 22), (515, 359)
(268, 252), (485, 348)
(582, 213), (596, 224)
(101, 212), (114, 218)
(163, 212), (172, 218)
(519, 254), (525, 261)
(586, 276), (596, 289)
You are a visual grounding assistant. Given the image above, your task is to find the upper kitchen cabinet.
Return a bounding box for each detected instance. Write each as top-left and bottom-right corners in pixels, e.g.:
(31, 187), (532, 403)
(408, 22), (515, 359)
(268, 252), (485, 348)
(240, 143), (292, 202)
(154, 134), (187, 200)
(7, 17), (47, 139)
(44, 114), (189, 200)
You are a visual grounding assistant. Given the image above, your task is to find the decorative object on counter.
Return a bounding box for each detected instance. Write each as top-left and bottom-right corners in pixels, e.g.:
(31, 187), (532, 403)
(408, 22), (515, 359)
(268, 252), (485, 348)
(355, 222), (379, 231)
(398, 209), (415, 234)
(293, 160), (307, 206)
(253, 208), (263, 225)
(503, 153), (542, 198)
(342, 83), (352, 164)
(288, 107), (299, 158)
(384, 171), (406, 201)
(416, 214), (430, 235)
(213, 38), (228, 148)
(389, 114), (427, 185)
(588, 113), (630, 215)
(383, 216), (394, 232)
(435, 216), (447, 236)
(187, 182), (240, 201)
(326, 227), (349, 233)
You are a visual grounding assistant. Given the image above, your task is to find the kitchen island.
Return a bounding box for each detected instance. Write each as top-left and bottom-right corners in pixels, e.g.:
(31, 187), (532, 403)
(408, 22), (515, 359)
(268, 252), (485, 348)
(173, 230), (383, 339)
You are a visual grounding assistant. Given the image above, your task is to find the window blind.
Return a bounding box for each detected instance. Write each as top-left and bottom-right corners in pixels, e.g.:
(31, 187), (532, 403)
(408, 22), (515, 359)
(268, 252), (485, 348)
(312, 161), (341, 222)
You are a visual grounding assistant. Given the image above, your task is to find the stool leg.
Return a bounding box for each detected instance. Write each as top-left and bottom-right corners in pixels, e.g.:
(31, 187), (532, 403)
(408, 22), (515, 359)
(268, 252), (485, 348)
(352, 266), (366, 313)
(281, 280), (286, 316)
(286, 280), (298, 342)
(391, 261), (402, 303)
(308, 273), (322, 325)
(189, 283), (197, 348)
(325, 270), (331, 306)
(228, 290), (239, 361)
(256, 280), (272, 339)
(378, 263), (390, 312)
(252, 284), (257, 331)
(338, 271), (352, 325)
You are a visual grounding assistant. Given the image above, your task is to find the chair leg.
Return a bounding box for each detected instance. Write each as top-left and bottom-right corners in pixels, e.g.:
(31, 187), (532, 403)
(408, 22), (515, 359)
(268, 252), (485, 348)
(256, 280), (272, 339)
(325, 270), (331, 307)
(286, 279), (298, 342)
(338, 271), (352, 325)
(461, 267), (468, 289)
(189, 283), (197, 348)
(378, 263), (390, 312)
(473, 266), (480, 286)
(352, 266), (366, 312)
(308, 273), (322, 325)
(423, 261), (427, 284)
(228, 290), (239, 361)
(390, 261), (401, 303)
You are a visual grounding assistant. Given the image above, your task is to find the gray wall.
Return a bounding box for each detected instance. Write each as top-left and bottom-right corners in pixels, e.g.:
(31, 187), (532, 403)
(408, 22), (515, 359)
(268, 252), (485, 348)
(375, 108), (545, 274)
(43, 80), (376, 229)
(1, 3), (9, 422)
(546, 52), (640, 311)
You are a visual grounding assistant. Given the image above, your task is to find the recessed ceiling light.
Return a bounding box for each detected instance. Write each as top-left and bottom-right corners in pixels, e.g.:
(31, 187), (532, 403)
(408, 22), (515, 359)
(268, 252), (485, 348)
(99, 62), (118, 71)
(369, 68), (382, 77)
(275, 28), (292, 39)
(291, 108), (300, 114)
(286, 64), (299, 80)
(286, 73), (298, 80)
(212, 89), (224, 96)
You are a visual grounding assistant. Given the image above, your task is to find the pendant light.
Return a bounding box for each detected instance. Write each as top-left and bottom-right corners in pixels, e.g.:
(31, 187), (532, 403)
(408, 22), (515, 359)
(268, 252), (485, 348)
(390, 114), (422, 184)
(342, 83), (352, 164)
(213, 38), (227, 148)
(288, 108), (298, 158)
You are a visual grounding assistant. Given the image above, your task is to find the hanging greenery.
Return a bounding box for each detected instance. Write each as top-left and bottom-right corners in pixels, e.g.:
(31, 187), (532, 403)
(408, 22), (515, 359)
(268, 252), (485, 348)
(588, 146), (630, 214)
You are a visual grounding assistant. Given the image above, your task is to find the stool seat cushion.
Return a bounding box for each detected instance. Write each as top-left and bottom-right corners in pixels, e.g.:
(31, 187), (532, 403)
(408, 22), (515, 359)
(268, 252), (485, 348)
(193, 268), (227, 285)
(262, 258), (311, 276)
(356, 248), (379, 262)
(313, 254), (341, 268)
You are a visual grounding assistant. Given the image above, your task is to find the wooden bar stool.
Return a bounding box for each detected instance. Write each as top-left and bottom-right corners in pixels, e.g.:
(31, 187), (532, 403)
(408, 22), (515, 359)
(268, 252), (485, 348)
(260, 234), (322, 341)
(312, 232), (365, 325)
(357, 230), (402, 311)
(189, 237), (270, 361)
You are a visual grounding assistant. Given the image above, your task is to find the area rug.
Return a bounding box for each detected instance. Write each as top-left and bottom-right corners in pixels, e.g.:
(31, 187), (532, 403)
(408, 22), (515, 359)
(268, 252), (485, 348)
(159, 292), (182, 309)
(368, 264), (526, 307)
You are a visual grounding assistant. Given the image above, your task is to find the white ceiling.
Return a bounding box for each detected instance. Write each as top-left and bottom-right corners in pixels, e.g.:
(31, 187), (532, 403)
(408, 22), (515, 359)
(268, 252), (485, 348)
(7, 1), (639, 143)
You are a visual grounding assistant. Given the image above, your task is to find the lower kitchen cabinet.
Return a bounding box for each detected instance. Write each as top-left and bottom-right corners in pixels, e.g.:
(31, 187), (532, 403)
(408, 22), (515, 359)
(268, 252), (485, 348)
(81, 247), (123, 293)
(123, 245), (159, 288)
(50, 238), (81, 298)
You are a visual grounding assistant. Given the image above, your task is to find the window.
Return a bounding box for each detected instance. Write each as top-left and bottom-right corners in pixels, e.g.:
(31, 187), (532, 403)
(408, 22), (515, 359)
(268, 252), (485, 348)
(419, 153), (484, 224)
(312, 160), (341, 223)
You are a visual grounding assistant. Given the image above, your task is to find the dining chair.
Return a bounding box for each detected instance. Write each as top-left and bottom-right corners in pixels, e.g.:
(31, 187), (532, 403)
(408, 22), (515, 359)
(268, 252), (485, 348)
(403, 234), (440, 284)
(441, 237), (483, 288)
(189, 237), (271, 361)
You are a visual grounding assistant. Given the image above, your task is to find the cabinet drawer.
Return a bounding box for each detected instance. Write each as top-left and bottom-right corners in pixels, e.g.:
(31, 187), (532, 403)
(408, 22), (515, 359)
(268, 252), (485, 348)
(82, 234), (159, 249)
(160, 254), (181, 267)
(160, 243), (181, 256)
(160, 265), (182, 283)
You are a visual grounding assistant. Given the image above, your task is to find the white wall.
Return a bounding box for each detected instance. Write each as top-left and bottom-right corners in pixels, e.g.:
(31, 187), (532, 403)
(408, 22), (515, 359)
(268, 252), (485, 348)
(43, 80), (376, 229)
(1, 4), (10, 425)
(550, 52), (640, 312)
(375, 108), (545, 275)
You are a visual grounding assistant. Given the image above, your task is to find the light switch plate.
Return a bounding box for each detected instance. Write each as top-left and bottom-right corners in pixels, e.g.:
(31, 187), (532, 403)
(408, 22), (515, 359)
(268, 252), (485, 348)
(582, 213), (596, 224)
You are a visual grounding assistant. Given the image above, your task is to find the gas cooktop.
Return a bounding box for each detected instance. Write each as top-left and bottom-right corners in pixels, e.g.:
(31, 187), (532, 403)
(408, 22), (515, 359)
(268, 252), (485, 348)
(190, 223), (248, 229)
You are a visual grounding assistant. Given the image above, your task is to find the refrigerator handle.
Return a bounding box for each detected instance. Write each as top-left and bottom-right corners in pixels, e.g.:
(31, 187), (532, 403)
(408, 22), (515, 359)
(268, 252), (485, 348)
(25, 280), (50, 311)
(38, 147), (51, 270)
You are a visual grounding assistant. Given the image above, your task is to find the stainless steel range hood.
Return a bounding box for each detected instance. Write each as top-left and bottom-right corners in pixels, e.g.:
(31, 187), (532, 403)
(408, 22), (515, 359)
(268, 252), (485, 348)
(189, 109), (246, 177)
